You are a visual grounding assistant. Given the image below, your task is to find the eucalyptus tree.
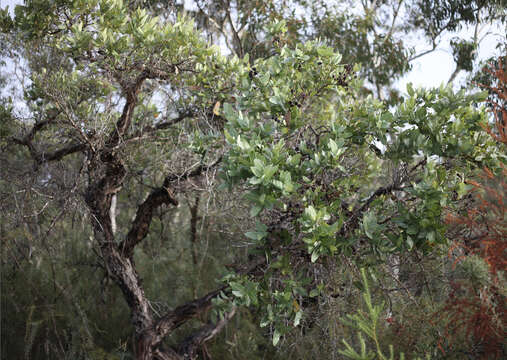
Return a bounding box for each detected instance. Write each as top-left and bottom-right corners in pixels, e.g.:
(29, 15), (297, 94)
(1, 0), (504, 359)
(157, 0), (506, 101)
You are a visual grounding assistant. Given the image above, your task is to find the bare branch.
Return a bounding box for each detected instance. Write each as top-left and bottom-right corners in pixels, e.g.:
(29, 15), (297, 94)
(177, 307), (236, 359)
(162, 156), (222, 188)
(153, 347), (180, 360)
(354, 183), (401, 219)
(189, 195), (200, 266)
(121, 187), (178, 257)
(11, 109), (62, 160)
(153, 111), (195, 131)
(106, 76), (145, 147)
(120, 157), (222, 257)
(123, 110), (196, 145)
(349, 158), (427, 223)
(37, 143), (87, 163)
(381, 0), (404, 46)
(23, 117), (55, 140)
(106, 247), (154, 331)
(225, 2), (243, 58)
(408, 42), (438, 62)
(12, 136), (87, 164)
(154, 287), (226, 343)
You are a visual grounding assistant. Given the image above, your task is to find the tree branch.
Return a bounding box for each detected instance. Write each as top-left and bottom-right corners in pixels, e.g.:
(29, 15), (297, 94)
(12, 137), (87, 164)
(121, 187), (178, 257)
(447, 66), (461, 85)
(225, 2), (243, 58)
(106, 76), (145, 148)
(153, 287), (226, 344)
(177, 308), (236, 359)
(162, 156), (222, 188)
(350, 158), (427, 222)
(189, 195), (200, 266)
(408, 41), (438, 62)
(354, 183), (401, 219)
(122, 110), (196, 145)
(37, 143), (87, 163)
(120, 157), (222, 257)
(153, 111), (195, 131)
(151, 246), (269, 347)
(381, 0), (404, 46)
(11, 109), (63, 161)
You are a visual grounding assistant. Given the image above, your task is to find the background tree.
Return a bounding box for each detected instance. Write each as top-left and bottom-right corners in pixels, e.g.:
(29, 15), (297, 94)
(149, 0), (505, 100)
(1, 1), (505, 360)
(439, 58), (506, 358)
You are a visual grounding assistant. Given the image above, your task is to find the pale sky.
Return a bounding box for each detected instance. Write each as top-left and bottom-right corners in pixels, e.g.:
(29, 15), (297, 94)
(1, 0), (505, 95)
(397, 23), (506, 93)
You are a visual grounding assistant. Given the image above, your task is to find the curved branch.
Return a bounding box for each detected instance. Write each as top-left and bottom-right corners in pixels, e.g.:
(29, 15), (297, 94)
(162, 156), (222, 188)
(37, 143), (87, 163)
(177, 307), (236, 359)
(121, 187), (178, 257)
(154, 287), (226, 343)
(12, 137), (87, 164)
(121, 110), (196, 146)
(106, 75), (145, 148)
(120, 157), (222, 257)
(408, 41), (438, 62)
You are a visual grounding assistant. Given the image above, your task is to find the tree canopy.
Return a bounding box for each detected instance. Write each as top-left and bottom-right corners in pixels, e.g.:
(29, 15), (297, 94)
(1, 1), (505, 359)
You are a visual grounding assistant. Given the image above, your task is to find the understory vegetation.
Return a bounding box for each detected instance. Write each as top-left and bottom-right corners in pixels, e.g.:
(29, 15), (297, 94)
(0, 1), (505, 359)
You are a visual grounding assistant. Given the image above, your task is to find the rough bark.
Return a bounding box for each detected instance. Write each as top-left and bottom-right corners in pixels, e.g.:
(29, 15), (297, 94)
(83, 81), (232, 357)
(177, 308), (237, 360)
(13, 63), (235, 360)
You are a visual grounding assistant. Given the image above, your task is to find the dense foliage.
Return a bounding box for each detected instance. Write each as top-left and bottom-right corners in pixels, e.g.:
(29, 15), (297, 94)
(1, 1), (505, 359)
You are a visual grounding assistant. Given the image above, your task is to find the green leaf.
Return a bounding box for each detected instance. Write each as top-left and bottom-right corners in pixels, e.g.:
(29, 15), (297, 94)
(236, 111), (250, 128)
(263, 165), (278, 179)
(311, 250), (319, 263)
(289, 154), (301, 166)
(305, 206), (317, 222)
(407, 225), (418, 235)
(426, 231), (435, 244)
(232, 290), (243, 297)
(457, 182), (472, 199)
(362, 212), (378, 239)
(406, 236), (414, 250)
(273, 329), (281, 346)
(245, 231), (266, 241)
(328, 138), (338, 153)
(469, 90), (488, 102)
(407, 83), (414, 96)
(249, 177), (263, 185)
(237, 135), (251, 151)
(284, 182), (294, 193)
(309, 288), (320, 297)
(250, 205), (263, 217)
(317, 46), (334, 57)
(294, 310), (303, 326)
(280, 170), (291, 184)
(272, 179), (284, 190)
(251, 158), (264, 177)
(269, 94), (285, 107)
(223, 103), (235, 121)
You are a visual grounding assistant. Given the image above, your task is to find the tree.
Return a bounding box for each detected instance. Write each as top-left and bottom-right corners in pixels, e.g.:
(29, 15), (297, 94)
(3, 1), (243, 358)
(440, 58), (506, 359)
(0, 1), (504, 359)
(164, 0), (505, 100)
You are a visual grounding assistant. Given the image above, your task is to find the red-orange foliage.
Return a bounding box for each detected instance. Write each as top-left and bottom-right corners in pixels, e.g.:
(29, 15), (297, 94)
(478, 57), (507, 146)
(438, 58), (506, 358)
